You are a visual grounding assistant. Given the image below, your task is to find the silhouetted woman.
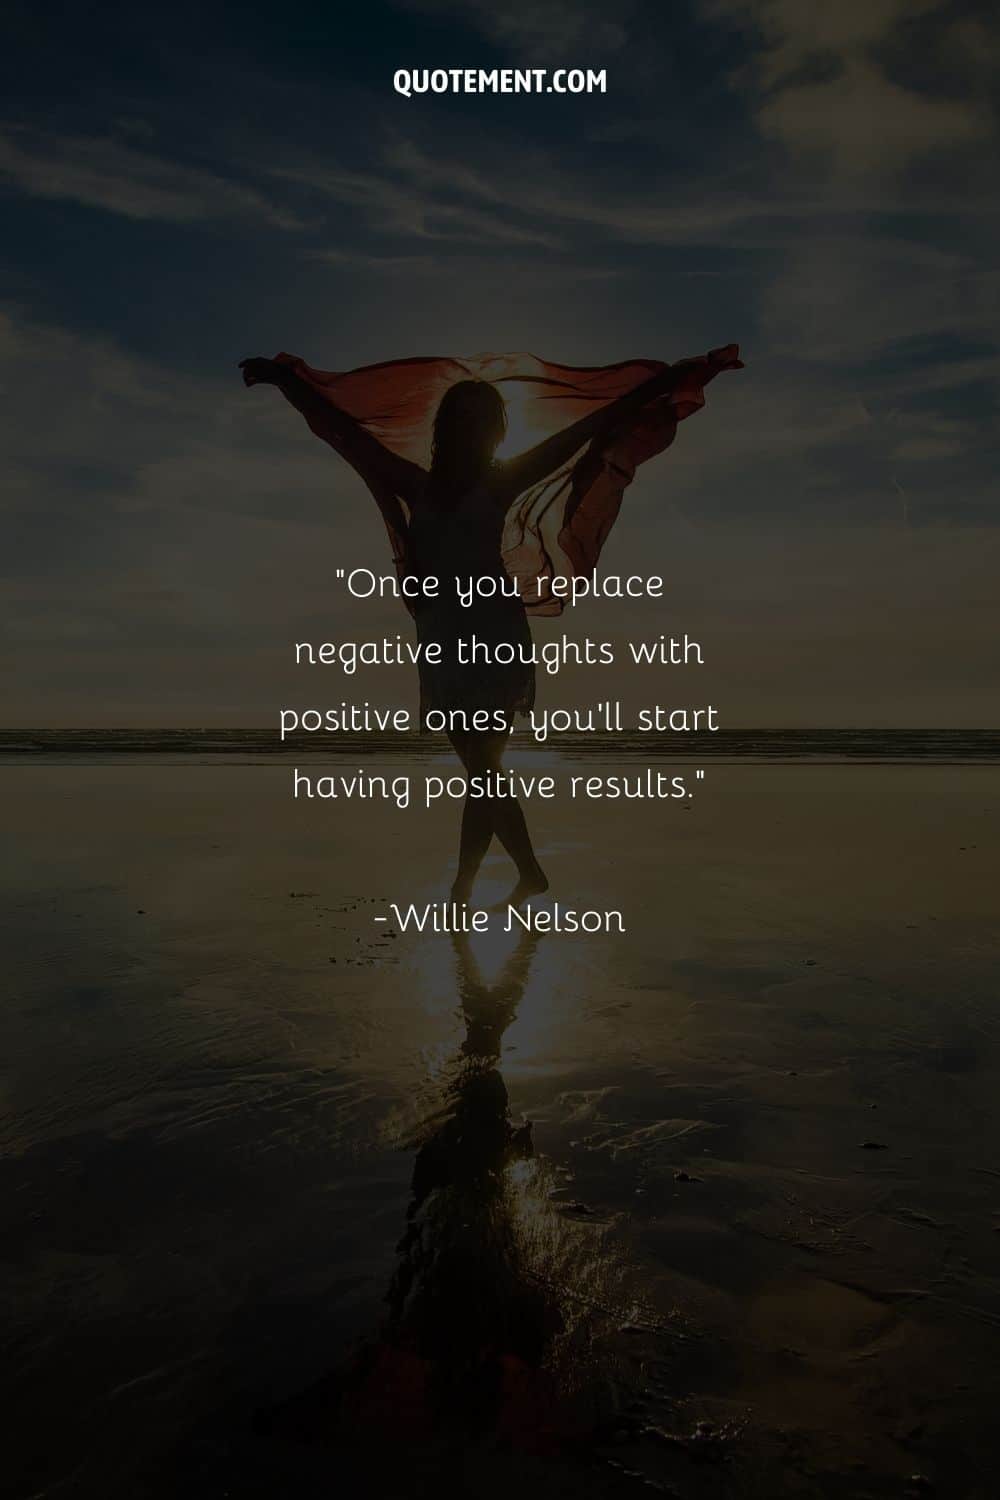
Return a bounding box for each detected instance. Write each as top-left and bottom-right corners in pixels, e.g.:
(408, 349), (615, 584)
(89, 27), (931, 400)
(240, 344), (741, 905)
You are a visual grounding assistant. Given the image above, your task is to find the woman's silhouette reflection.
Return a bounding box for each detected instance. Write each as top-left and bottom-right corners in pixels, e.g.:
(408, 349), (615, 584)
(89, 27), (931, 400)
(380, 928), (563, 1448)
(267, 928), (597, 1459)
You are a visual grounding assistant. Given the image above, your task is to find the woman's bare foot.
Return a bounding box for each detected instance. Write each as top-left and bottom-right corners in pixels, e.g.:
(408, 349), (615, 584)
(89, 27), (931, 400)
(494, 868), (548, 910)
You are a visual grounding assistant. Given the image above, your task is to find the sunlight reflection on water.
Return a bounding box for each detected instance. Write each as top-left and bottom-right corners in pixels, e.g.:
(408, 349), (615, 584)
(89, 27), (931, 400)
(374, 898), (643, 1447)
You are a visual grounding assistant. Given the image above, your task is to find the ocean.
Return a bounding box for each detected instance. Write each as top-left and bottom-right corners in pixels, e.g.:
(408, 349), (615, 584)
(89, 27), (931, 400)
(3, 726), (998, 761)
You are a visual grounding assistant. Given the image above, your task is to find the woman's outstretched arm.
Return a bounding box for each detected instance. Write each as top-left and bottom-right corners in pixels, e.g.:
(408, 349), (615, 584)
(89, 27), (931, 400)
(240, 357), (424, 501)
(496, 364), (682, 498)
(497, 347), (741, 499)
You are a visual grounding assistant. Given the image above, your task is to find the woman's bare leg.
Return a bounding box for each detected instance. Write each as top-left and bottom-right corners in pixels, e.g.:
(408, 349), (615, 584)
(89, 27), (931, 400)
(447, 730), (548, 904)
(469, 731), (547, 906)
(448, 731), (494, 902)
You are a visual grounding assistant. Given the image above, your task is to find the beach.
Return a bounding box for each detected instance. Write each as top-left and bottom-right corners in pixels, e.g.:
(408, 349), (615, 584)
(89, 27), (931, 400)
(3, 749), (999, 1497)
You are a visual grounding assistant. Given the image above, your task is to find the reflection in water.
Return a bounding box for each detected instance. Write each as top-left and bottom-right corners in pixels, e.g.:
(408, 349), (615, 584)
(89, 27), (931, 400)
(265, 929), (645, 1465)
(379, 930), (575, 1446)
(378, 929), (566, 1450)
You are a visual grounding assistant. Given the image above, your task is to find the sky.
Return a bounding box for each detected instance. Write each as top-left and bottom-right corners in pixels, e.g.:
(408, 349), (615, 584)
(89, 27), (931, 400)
(2, 0), (998, 726)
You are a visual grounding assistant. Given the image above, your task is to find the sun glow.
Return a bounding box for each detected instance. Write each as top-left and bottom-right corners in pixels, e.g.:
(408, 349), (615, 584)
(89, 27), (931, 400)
(495, 386), (544, 460)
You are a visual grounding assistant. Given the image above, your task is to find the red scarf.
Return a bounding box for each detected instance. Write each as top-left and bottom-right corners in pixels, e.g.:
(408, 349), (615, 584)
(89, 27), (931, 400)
(274, 345), (741, 614)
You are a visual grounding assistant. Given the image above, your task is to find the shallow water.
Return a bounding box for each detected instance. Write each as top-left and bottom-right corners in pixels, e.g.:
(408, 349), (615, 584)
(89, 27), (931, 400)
(3, 757), (1000, 1497)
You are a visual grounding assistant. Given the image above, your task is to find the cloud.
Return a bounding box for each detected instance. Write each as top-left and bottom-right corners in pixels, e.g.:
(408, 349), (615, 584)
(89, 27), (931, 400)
(307, 133), (821, 257)
(891, 418), (972, 462)
(320, 129), (986, 270)
(757, 58), (985, 174)
(394, 0), (635, 57)
(0, 305), (413, 720)
(305, 245), (622, 285)
(273, 159), (560, 248)
(756, 234), (998, 361)
(704, 0), (994, 176)
(3, 302), (998, 726)
(709, 0), (936, 86)
(0, 125), (302, 228)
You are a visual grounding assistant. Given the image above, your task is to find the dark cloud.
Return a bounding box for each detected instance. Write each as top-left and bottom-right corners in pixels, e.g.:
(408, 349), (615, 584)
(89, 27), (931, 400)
(1, 0), (998, 724)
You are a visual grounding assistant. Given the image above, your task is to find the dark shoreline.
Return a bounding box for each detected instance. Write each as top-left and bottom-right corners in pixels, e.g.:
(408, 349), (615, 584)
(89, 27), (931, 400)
(3, 727), (1000, 762)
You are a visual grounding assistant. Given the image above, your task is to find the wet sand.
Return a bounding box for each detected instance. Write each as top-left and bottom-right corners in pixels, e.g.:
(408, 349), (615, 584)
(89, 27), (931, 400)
(3, 756), (999, 1497)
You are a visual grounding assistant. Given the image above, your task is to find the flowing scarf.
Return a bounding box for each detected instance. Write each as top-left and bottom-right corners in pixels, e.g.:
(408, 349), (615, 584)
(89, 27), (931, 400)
(273, 345), (741, 615)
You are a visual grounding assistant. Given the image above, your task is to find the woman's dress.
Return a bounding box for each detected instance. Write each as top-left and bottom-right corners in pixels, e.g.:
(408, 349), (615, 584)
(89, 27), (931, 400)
(407, 476), (535, 724)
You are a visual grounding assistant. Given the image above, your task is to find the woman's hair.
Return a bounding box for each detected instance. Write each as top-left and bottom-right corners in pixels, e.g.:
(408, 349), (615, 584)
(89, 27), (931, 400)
(429, 380), (507, 496)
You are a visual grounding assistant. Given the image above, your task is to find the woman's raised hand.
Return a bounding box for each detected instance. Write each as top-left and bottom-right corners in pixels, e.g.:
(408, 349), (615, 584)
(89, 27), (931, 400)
(239, 357), (280, 387)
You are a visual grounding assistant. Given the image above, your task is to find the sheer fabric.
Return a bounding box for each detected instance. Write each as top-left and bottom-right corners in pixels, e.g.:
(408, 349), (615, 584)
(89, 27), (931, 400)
(273, 346), (742, 615)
